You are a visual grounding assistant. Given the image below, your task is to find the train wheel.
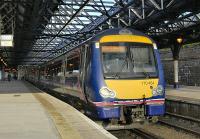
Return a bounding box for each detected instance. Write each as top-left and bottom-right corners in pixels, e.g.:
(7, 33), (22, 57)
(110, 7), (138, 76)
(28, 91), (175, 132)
(151, 116), (158, 123)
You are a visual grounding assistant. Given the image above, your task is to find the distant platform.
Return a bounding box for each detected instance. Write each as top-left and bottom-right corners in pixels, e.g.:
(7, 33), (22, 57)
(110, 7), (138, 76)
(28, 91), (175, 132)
(0, 81), (116, 139)
(166, 86), (200, 104)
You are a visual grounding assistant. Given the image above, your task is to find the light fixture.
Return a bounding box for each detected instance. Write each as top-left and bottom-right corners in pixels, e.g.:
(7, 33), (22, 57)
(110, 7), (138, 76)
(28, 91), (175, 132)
(177, 37), (183, 44)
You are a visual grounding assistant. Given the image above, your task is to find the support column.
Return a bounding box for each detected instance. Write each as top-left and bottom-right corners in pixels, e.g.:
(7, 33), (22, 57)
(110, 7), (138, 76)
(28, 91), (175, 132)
(171, 41), (182, 89)
(173, 59), (179, 88)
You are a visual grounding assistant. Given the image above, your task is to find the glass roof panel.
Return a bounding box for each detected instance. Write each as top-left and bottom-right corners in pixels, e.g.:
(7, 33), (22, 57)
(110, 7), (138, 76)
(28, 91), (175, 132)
(30, 0), (121, 63)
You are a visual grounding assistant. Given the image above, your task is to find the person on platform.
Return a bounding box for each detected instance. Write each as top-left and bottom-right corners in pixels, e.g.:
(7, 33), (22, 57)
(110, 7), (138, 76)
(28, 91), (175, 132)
(8, 73), (11, 82)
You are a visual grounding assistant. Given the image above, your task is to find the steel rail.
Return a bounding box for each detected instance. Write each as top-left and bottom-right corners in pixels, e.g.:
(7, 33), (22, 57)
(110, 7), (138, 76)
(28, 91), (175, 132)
(159, 113), (200, 136)
(159, 120), (200, 137)
(165, 112), (200, 123)
(130, 128), (163, 139)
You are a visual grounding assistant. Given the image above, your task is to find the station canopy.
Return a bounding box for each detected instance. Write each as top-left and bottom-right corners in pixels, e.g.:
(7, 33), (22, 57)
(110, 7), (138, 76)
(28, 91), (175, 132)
(0, 0), (200, 66)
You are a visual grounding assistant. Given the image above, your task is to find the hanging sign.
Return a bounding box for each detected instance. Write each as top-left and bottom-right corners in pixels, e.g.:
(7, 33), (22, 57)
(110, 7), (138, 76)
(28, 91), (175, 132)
(0, 35), (13, 47)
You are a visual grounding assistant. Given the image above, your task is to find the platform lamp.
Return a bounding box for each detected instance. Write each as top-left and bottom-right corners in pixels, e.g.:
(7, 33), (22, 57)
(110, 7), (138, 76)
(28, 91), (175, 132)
(173, 36), (183, 89)
(176, 37), (183, 44)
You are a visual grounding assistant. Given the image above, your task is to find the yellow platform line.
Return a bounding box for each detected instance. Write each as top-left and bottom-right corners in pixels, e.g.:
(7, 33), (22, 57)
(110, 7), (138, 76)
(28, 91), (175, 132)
(33, 93), (82, 139)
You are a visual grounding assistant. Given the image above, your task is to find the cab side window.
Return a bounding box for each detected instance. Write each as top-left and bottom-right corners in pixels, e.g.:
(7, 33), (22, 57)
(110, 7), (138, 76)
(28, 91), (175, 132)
(66, 55), (80, 74)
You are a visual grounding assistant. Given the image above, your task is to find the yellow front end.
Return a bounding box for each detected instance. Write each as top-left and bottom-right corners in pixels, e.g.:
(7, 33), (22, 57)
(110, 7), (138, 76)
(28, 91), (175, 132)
(100, 33), (158, 100)
(105, 79), (158, 99)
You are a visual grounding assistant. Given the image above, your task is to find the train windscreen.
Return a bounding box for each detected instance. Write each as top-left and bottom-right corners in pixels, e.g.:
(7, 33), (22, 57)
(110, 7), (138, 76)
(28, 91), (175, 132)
(101, 43), (158, 79)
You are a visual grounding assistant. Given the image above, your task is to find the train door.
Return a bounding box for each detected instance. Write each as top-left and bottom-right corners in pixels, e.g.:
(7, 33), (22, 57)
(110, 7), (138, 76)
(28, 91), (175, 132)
(60, 56), (66, 85)
(64, 49), (82, 98)
(80, 45), (90, 102)
(61, 55), (67, 90)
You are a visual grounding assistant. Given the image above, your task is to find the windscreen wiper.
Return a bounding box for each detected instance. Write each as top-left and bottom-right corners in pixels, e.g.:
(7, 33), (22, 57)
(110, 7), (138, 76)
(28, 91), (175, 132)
(113, 49), (135, 78)
(127, 47), (134, 71)
(112, 56), (128, 79)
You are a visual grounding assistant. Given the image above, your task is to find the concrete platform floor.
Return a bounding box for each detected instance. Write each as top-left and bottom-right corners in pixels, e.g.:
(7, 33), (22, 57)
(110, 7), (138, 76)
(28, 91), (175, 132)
(166, 85), (200, 102)
(0, 81), (116, 139)
(0, 81), (60, 139)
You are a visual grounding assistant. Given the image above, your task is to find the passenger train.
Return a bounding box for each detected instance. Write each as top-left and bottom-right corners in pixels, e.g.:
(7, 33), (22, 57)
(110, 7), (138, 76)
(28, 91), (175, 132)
(26, 28), (165, 124)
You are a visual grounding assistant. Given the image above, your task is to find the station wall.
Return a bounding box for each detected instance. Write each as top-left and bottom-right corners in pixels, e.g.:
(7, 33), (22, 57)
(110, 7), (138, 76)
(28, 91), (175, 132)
(160, 43), (200, 86)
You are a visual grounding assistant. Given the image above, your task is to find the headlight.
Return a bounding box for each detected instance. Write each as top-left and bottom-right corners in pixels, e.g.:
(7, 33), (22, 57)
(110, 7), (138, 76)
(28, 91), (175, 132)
(157, 85), (164, 95)
(99, 87), (116, 98)
(152, 85), (164, 96)
(152, 89), (157, 96)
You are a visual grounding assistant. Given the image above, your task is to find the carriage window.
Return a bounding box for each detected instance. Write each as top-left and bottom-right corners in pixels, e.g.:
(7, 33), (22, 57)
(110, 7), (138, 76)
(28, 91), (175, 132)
(66, 56), (80, 73)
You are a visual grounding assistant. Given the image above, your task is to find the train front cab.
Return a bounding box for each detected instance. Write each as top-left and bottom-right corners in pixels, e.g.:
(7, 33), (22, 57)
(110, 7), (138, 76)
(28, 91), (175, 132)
(87, 32), (165, 122)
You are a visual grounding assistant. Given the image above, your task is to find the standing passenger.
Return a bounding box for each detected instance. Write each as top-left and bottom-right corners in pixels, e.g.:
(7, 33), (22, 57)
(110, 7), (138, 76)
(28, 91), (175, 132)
(8, 73), (11, 82)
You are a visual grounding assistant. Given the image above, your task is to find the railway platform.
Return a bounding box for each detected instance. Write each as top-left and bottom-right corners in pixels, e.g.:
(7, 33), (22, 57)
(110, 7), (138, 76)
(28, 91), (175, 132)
(161, 86), (200, 135)
(166, 86), (200, 103)
(0, 81), (116, 139)
(165, 86), (200, 126)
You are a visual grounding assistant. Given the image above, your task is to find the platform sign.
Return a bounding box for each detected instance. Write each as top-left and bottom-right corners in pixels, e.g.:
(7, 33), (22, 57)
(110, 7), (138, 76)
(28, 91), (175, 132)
(0, 35), (13, 47)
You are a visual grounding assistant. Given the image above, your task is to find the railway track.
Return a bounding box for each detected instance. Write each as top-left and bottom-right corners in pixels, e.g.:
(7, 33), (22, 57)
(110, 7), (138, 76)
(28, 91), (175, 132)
(110, 128), (163, 139)
(131, 128), (163, 139)
(159, 112), (200, 136)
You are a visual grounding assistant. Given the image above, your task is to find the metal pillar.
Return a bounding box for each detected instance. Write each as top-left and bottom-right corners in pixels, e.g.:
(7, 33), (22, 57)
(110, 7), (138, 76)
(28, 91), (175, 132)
(171, 43), (182, 89)
(173, 60), (179, 88)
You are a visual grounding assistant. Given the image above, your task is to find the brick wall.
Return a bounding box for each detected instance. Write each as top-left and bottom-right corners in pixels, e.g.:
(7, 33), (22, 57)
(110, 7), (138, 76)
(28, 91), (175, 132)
(159, 43), (200, 86)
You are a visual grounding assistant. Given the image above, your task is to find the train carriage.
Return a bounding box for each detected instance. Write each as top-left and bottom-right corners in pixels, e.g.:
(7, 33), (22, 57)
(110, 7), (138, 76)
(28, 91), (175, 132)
(26, 28), (165, 124)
